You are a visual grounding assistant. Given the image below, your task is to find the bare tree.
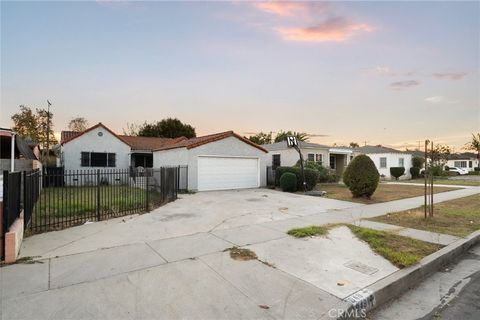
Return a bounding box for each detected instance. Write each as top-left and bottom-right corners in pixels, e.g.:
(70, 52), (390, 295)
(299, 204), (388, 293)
(68, 117), (89, 132)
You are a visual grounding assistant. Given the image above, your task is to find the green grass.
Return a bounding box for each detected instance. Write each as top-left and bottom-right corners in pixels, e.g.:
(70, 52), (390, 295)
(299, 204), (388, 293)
(287, 225), (329, 238)
(346, 225), (442, 268)
(30, 185), (164, 231)
(370, 194), (480, 237)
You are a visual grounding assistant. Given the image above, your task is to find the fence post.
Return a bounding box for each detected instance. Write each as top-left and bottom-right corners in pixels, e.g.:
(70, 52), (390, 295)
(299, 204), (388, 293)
(96, 169), (100, 221)
(145, 169), (149, 212)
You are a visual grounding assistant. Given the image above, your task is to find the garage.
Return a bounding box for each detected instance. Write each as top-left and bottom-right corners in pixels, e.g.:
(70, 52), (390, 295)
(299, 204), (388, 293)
(197, 156), (259, 191)
(153, 131), (267, 192)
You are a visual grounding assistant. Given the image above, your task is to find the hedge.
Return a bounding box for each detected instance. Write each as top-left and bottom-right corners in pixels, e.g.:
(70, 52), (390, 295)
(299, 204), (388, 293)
(343, 155), (379, 198)
(279, 172), (297, 192)
(275, 166), (319, 191)
(390, 167), (405, 180)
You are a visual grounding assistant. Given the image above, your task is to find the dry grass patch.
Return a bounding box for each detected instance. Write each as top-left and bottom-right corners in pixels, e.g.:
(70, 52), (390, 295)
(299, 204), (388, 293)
(315, 183), (459, 204)
(404, 178), (480, 187)
(225, 247), (258, 261)
(370, 194), (480, 237)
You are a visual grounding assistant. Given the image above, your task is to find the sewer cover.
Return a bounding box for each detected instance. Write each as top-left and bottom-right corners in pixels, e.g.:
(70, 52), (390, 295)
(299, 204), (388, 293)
(343, 260), (379, 275)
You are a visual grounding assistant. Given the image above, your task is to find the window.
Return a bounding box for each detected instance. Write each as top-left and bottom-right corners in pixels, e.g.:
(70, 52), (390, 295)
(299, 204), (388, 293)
(330, 155), (336, 169)
(272, 154), (281, 167)
(399, 158), (404, 167)
(454, 161), (467, 168)
(469, 161), (473, 168)
(307, 153), (315, 162)
(80, 152), (116, 167)
(316, 154), (323, 165)
(380, 157), (387, 168)
(307, 153), (322, 164)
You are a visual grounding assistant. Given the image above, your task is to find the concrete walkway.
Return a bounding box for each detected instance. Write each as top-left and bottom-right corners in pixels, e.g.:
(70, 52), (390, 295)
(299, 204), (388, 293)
(2, 187), (479, 319)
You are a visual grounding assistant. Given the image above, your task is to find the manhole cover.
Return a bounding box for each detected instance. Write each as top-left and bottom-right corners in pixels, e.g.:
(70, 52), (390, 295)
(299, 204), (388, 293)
(343, 260), (379, 275)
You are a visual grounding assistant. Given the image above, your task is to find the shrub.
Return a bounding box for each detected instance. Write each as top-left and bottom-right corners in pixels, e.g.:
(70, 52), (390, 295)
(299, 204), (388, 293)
(343, 155), (380, 198)
(410, 167), (420, 178)
(279, 172), (297, 192)
(390, 167), (405, 180)
(474, 167), (480, 172)
(444, 166), (450, 171)
(294, 160), (339, 183)
(275, 166), (319, 191)
(412, 156), (424, 168)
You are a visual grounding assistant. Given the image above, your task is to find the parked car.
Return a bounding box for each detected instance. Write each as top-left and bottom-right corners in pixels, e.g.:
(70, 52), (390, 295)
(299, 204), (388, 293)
(446, 166), (469, 175)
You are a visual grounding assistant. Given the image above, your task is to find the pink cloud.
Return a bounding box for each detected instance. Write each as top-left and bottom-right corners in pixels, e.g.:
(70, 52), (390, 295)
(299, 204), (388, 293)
(390, 80), (420, 90)
(432, 72), (467, 80)
(276, 17), (373, 42)
(254, 2), (308, 17)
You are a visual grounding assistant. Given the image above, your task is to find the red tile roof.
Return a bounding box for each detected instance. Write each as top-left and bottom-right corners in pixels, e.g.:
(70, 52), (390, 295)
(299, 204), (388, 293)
(61, 123), (130, 146)
(60, 131), (80, 144)
(153, 131), (268, 153)
(119, 135), (187, 151)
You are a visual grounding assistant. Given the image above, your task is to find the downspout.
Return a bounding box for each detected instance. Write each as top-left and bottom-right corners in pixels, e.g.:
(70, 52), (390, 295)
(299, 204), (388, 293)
(10, 132), (16, 172)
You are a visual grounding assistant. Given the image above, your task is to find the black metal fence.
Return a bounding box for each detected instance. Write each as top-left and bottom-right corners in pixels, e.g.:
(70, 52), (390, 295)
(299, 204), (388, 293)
(21, 166), (185, 233)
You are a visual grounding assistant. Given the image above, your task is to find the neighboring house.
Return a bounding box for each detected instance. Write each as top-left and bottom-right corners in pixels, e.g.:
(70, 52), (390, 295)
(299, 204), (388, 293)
(59, 123), (182, 171)
(153, 131), (268, 191)
(446, 153), (479, 172)
(354, 145), (412, 180)
(263, 141), (353, 175)
(0, 128), (41, 172)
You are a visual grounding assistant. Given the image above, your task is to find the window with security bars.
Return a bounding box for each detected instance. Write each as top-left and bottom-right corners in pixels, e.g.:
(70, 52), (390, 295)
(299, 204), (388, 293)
(81, 152), (116, 167)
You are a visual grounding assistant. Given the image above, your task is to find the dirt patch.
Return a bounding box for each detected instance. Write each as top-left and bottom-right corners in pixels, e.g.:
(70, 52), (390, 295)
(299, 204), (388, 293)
(225, 247), (258, 261)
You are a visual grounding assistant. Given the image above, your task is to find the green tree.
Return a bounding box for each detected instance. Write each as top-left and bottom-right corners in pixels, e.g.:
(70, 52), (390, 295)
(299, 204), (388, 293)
(11, 105), (57, 148)
(138, 118), (196, 138)
(343, 155), (380, 198)
(430, 144), (451, 167)
(274, 131), (309, 143)
(248, 132), (272, 145)
(464, 133), (480, 168)
(349, 142), (359, 148)
(68, 117), (89, 132)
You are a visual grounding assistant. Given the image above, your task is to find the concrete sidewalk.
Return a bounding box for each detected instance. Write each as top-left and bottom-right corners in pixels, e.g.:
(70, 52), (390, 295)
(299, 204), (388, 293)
(2, 187), (479, 319)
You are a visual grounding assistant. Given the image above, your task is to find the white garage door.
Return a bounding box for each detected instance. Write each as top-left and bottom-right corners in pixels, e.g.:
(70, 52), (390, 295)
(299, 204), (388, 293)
(197, 156), (259, 191)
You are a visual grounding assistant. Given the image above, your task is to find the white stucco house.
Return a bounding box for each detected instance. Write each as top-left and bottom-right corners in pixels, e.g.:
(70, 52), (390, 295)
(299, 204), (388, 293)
(262, 141), (353, 175)
(446, 153), (479, 172)
(153, 131), (268, 191)
(354, 146), (413, 180)
(60, 123), (268, 191)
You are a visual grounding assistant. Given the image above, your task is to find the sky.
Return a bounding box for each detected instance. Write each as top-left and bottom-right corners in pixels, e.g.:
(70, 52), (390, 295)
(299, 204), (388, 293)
(1, 1), (479, 151)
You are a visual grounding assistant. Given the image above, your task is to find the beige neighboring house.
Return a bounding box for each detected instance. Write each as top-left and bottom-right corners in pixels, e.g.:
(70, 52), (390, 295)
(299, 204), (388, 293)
(263, 141), (353, 175)
(354, 145), (412, 180)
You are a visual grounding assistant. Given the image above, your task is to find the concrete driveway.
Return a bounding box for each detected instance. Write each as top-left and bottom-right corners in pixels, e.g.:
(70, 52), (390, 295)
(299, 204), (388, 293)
(3, 187), (479, 319)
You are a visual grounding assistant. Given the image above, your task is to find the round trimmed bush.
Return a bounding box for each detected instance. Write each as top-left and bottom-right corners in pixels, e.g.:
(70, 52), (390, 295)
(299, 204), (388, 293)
(343, 155), (380, 198)
(410, 167), (420, 178)
(390, 167), (405, 180)
(279, 172), (297, 192)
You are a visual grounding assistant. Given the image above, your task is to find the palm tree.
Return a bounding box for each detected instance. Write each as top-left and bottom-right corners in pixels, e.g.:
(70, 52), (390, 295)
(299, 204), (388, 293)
(274, 131), (309, 143)
(464, 133), (480, 168)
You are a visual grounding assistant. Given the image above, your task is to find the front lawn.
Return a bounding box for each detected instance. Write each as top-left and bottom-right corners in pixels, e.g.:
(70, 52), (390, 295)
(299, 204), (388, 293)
(369, 194), (480, 237)
(399, 178), (480, 187)
(314, 183), (459, 204)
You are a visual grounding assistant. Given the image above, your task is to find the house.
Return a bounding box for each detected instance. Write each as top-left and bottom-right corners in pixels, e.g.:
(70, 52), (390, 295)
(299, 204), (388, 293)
(0, 128), (41, 172)
(153, 131), (268, 191)
(262, 141), (353, 175)
(446, 153), (479, 171)
(59, 123), (183, 171)
(354, 145), (412, 180)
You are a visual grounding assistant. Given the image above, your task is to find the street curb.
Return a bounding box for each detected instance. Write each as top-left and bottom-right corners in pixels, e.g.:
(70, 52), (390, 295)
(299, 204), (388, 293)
(334, 229), (480, 319)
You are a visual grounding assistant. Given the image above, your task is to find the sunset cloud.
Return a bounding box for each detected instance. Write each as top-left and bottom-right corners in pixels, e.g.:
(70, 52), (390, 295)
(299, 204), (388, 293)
(254, 2), (307, 17)
(432, 72), (467, 80)
(390, 80), (420, 90)
(276, 17), (373, 42)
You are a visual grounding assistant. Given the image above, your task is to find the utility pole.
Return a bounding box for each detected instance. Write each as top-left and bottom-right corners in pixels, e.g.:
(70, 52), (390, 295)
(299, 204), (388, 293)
(424, 140), (429, 219)
(45, 100), (52, 166)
